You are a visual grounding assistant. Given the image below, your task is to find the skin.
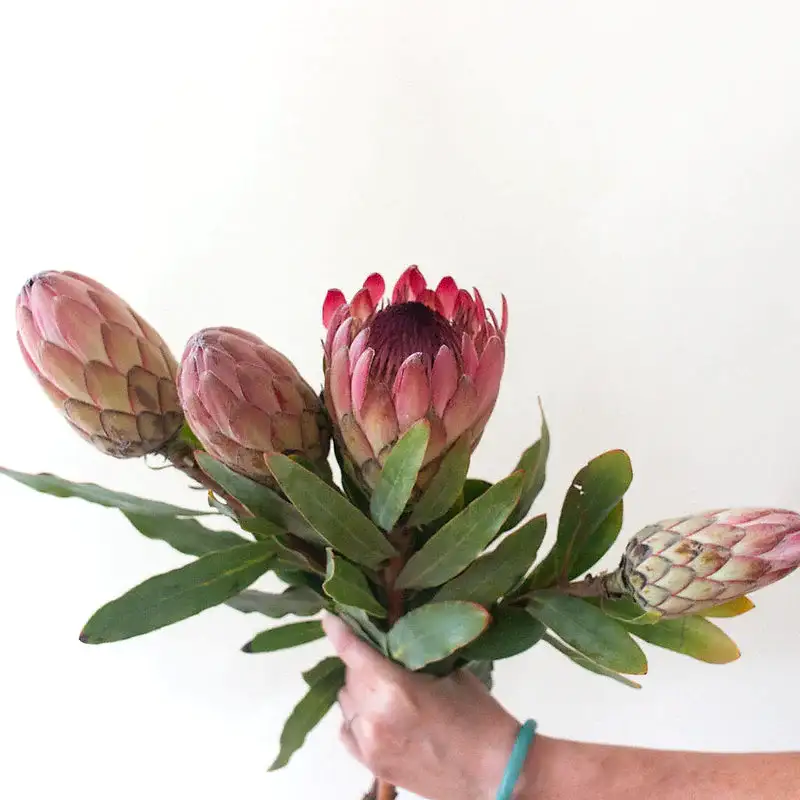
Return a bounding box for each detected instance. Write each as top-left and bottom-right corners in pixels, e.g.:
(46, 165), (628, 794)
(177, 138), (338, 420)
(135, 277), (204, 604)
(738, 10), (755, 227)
(322, 613), (800, 800)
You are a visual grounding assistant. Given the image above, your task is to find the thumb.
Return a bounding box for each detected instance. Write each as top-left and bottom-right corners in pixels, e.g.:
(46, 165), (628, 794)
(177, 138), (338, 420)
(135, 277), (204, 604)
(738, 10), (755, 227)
(322, 612), (393, 675)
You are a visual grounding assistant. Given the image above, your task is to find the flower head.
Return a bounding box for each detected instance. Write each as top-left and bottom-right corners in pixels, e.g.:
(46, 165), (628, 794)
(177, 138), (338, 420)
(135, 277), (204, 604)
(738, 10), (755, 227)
(177, 327), (330, 484)
(16, 271), (182, 457)
(322, 266), (507, 490)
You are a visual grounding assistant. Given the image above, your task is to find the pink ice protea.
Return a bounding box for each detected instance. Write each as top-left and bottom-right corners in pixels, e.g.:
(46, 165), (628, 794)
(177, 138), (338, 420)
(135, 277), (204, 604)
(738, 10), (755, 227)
(16, 271), (183, 457)
(617, 508), (800, 618)
(177, 327), (330, 485)
(322, 266), (507, 491)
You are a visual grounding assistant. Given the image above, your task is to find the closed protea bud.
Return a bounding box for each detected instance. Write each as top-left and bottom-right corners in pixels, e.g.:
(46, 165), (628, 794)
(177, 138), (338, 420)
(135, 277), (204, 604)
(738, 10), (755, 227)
(177, 327), (330, 485)
(322, 266), (507, 491)
(16, 271), (183, 457)
(616, 508), (800, 618)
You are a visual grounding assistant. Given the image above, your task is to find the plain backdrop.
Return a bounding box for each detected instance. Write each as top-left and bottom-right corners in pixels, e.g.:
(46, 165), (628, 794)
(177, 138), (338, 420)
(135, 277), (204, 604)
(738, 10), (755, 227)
(1, 2), (799, 798)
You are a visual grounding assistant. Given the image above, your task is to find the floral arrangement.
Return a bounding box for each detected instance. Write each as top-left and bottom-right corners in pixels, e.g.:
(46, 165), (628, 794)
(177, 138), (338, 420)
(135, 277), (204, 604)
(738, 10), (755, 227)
(6, 266), (800, 799)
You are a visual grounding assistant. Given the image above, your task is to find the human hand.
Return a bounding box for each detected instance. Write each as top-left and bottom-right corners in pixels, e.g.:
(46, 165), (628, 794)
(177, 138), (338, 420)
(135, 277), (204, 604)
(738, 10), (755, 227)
(322, 612), (522, 800)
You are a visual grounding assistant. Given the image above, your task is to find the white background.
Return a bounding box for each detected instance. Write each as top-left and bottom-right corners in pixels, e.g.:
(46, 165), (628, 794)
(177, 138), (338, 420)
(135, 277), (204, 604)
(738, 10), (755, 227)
(1, 2), (799, 798)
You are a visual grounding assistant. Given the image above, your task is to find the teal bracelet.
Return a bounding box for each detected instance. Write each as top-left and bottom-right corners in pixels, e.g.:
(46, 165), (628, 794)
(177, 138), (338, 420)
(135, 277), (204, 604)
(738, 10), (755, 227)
(496, 719), (537, 800)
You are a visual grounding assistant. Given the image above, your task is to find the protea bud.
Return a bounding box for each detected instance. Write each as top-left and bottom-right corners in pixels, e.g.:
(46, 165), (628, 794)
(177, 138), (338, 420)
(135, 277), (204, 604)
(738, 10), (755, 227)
(322, 266), (507, 491)
(616, 508), (800, 617)
(177, 327), (330, 484)
(16, 271), (183, 457)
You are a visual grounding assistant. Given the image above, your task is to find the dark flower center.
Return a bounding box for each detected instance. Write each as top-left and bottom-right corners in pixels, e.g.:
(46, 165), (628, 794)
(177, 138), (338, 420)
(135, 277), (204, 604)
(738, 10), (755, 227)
(366, 302), (462, 383)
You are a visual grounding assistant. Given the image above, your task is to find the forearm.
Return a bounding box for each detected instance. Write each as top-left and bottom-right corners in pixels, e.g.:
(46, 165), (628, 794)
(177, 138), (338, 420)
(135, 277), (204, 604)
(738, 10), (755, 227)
(515, 736), (800, 800)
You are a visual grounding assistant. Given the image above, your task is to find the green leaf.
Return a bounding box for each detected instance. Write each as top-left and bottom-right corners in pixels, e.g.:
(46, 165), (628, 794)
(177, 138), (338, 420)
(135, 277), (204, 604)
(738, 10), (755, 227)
(565, 500), (624, 580)
(242, 621), (324, 653)
(529, 450), (633, 588)
(590, 597), (661, 625)
(266, 453), (397, 569)
(268, 665), (345, 771)
(460, 608), (545, 661)
(698, 596), (755, 618)
(625, 616), (741, 664)
(408, 436), (471, 527)
(527, 591), (647, 674)
(370, 421), (430, 530)
(80, 542), (276, 644)
(432, 515), (547, 605)
(272, 537), (326, 575)
(239, 516), (285, 541)
(396, 471), (524, 589)
(225, 587), (325, 618)
(323, 551), (386, 617)
(0, 466), (208, 516)
(196, 454), (324, 545)
(123, 512), (252, 557)
(388, 602), (491, 670)
(543, 633), (642, 689)
(463, 478), (492, 505)
(302, 656), (344, 687)
(335, 605), (389, 655)
(503, 402), (550, 530)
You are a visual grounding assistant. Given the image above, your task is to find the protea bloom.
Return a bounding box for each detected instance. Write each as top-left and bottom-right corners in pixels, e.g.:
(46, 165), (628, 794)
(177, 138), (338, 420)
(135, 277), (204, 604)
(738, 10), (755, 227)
(616, 508), (800, 617)
(177, 327), (330, 484)
(16, 271), (183, 457)
(322, 266), (507, 491)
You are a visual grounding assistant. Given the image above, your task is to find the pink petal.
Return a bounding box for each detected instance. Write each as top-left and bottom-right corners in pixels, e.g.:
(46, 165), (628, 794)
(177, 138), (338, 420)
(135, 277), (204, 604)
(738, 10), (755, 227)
(443, 375), (478, 442)
(348, 328), (370, 372)
(338, 413), (375, 467)
(39, 342), (91, 403)
(198, 372), (239, 436)
(431, 345), (459, 418)
(501, 294), (508, 336)
(363, 273), (386, 305)
(226, 403), (274, 452)
(324, 304), (349, 358)
(461, 333), (479, 380)
(392, 265), (427, 303)
(237, 362), (282, 415)
(454, 289), (475, 322)
(474, 335), (505, 417)
(332, 317), (353, 354)
(350, 288), (376, 322)
(418, 288), (439, 312)
(323, 289), (346, 328)
(351, 347), (375, 415)
(473, 288), (487, 325)
(329, 346), (353, 421)
(102, 322), (142, 375)
(54, 296), (108, 365)
(392, 353), (431, 431)
(355, 382), (399, 456)
(272, 375), (305, 415)
(203, 345), (245, 398)
(16, 305), (43, 367)
(435, 276), (459, 319)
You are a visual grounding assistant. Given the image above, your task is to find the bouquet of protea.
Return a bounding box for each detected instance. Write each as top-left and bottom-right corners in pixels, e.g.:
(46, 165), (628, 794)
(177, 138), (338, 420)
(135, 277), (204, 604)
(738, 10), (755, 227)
(7, 267), (800, 799)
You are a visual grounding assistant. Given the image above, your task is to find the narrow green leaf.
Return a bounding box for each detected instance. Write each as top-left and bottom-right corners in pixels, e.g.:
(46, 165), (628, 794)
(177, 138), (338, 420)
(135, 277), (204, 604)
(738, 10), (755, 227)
(335, 606), (389, 655)
(239, 517), (285, 541)
(388, 602), (491, 670)
(590, 597), (661, 626)
(266, 453), (397, 569)
(529, 450), (633, 588)
(396, 472), (525, 589)
(302, 656), (344, 687)
(196, 454), (324, 545)
(433, 515), (547, 605)
(370, 421), (430, 530)
(272, 537), (326, 575)
(225, 587), (324, 618)
(698, 596), (755, 618)
(80, 542), (275, 644)
(460, 608), (545, 661)
(323, 551), (386, 617)
(408, 436), (471, 527)
(565, 500), (624, 580)
(625, 616), (741, 664)
(0, 466), (207, 516)
(463, 478), (492, 505)
(543, 633), (642, 689)
(503, 402), (550, 530)
(243, 621), (324, 653)
(268, 666), (345, 771)
(527, 591), (647, 674)
(123, 512), (251, 557)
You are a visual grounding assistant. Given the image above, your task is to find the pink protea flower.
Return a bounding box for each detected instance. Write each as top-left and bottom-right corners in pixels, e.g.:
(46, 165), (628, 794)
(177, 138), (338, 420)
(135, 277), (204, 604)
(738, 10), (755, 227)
(16, 271), (183, 457)
(617, 508), (800, 617)
(322, 266), (507, 491)
(177, 327), (330, 485)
